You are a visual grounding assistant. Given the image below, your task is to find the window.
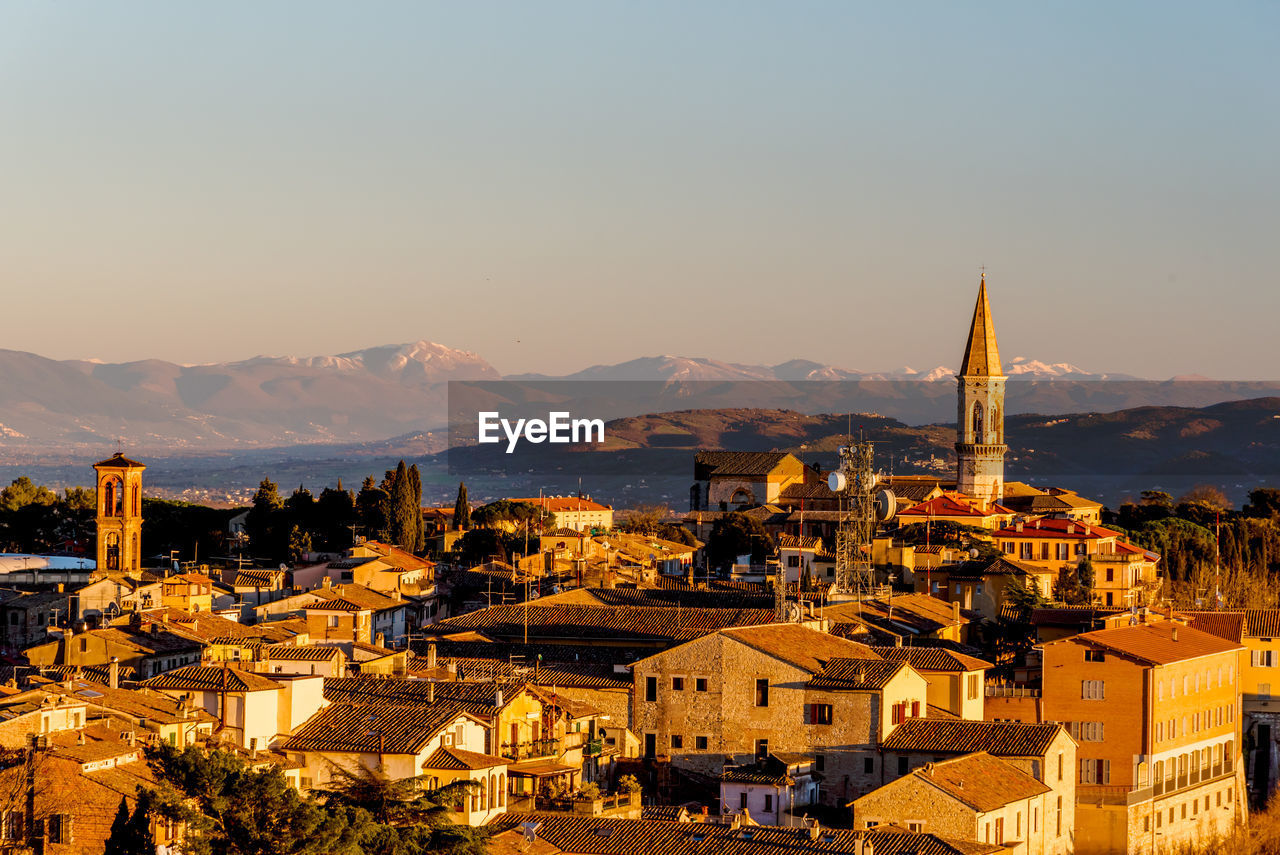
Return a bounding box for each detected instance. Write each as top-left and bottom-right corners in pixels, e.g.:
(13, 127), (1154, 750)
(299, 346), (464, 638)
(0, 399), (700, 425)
(897, 756), (908, 776)
(1040, 543), (1050, 560)
(695, 736), (708, 750)
(1080, 758), (1111, 784)
(645, 676), (657, 702)
(995, 817), (1004, 844)
(695, 677), (708, 692)
(1071, 721), (1105, 741)
(739, 793), (747, 810)
(1085, 649), (1105, 662)
(48, 814), (72, 845)
(967, 674), (979, 700)
(907, 821), (924, 833)
(1254, 650), (1277, 668)
(764, 794), (773, 812)
(809, 703), (833, 725)
(1056, 543), (1069, 560)
(1081, 679), (1105, 699)
(1260, 683), (1271, 699)
(670, 734), (683, 749)
(1056, 796), (1063, 836)
(755, 739), (768, 760)
(672, 676), (684, 691)
(755, 679), (769, 707)
(1106, 568), (1114, 582)
(1058, 753), (1064, 781)
(815, 754), (825, 771)
(788, 555), (800, 567)
(863, 757), (873, 774)
(1020, 543), (1033, 560)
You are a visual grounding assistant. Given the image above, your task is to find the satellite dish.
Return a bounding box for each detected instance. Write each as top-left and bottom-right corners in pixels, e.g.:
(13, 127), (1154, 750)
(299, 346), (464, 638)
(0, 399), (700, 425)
(827, 471), (847, 492)
(874, 488), (897, 522)
(786, 602), (804, 622)
(279, 563), (289, 572)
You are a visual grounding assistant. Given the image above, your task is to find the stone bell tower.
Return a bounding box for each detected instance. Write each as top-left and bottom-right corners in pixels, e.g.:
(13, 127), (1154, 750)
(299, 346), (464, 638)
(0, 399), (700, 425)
(955, 274), (1007, 505)
(94, 452), (145, 573)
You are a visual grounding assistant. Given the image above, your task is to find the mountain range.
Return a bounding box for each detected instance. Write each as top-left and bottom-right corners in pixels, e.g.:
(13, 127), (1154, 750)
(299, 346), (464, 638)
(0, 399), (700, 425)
(0, 340), (1273, 458)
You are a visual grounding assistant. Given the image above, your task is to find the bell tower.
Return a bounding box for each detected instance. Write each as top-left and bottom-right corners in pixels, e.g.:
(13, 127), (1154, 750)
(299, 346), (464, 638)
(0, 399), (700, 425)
(955, 274), (1007, 505)
(94, 452), (145, 573)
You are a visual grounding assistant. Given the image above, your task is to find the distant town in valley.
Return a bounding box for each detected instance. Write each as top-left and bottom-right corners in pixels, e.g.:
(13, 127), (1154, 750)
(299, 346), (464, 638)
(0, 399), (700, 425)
(1, 277), (1279, 855)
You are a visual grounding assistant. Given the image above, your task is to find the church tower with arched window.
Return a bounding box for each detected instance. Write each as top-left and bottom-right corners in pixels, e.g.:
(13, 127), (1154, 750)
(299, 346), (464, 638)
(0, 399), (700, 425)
(94, 452), (145, 573)
(955, 274), (1007, 505)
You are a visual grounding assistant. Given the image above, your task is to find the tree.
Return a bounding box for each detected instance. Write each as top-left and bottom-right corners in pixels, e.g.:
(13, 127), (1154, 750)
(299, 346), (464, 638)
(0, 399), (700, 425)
(0, 476), (57, 511)
(104, 791), (155, 855)
(1179, 484), (1230, 511)
(1245, 488), (1280, 519)
(388, 461), (419, 553)
(288, 525), (313, 564)
(706, 512), (773, 570)
(1004, 576), (1049, 611)
(246, 478), (285, 558)
(455, 528), (508, 567)
(356, 477), (390, 542)
(140, 745), (366, 855)
(315, 764), (487, 855)
(62, 486), (96, 511)
(409, 464), (425, 552)
(453, 482), (471, 530)
(617, 774), (641, 794)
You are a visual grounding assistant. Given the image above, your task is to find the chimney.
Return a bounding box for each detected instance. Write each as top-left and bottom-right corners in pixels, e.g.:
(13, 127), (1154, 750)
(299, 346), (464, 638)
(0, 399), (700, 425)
(426, 642), (437, 671)
(495, 687), (504, 708)
(375, 632), (384, 648)
(1015, 521), (1023, 533)
(428, 681), (435, 704)
(57, 583), (64, 594)
(952, 601), (960, 622)
(322, 576), (332, 589)
(1172, 626), (1179, 642)
(107, 656), (120, 690)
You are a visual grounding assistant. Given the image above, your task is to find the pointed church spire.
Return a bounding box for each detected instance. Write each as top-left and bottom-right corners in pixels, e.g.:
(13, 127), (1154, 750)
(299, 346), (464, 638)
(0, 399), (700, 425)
(959, 272), (1003, 377)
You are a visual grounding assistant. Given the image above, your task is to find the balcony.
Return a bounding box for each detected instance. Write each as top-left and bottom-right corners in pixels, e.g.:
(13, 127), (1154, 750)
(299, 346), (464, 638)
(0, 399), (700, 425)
(501, 738), (561, 760)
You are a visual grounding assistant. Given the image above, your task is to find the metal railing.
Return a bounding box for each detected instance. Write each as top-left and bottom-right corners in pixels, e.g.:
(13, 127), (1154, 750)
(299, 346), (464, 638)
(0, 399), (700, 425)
(501, 738), (561, 760)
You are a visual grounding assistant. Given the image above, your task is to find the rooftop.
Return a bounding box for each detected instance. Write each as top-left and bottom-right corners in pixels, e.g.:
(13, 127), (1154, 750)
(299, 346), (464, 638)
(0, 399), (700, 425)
(907, 752), (1050, 813)
(881, 719), (1066, 757)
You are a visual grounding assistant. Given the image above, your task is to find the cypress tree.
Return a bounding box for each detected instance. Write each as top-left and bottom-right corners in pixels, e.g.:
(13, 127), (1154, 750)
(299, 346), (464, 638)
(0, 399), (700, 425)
(390, 461), (417, 552)
(454, 482), (471, 530)
(409, 464), (424, 553)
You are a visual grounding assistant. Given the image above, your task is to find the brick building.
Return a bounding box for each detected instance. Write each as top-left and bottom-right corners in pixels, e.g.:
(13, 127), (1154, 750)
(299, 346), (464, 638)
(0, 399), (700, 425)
(1038, 619), (1246, 854)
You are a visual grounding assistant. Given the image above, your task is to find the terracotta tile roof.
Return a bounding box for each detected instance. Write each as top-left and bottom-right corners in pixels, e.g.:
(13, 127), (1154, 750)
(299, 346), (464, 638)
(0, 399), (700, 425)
(809, 659), (908, 691)
(305, 584), (402, 613)
(234, 569), (286, 588)
(508, 496), (613, 512)
(946, 556), (1050, 580)
(899, 493), (1009, 519)
(1183, 612), (1246, 643)
(909, 752), (1050, 812)
(73, 625), (205, 656)
(720, 624), (880, 673)
(283, 701), (473, 754)
(424, 746), (508, 771)
(1246, 611), (1280, 639)
(428, 604), (776, 644)
(94, 452), (146, 469)
(35, 679), (200, 726)
(261, 645), (343, 662)
(1055, 620), (1244, 666)
(140, 665), (283, 693)
(324, 676), (526, 716)
(1029, 606), (1124, 627)
(881, 719), (1065, 758)
(994, 518), (1122, 539)
(131, 607), (295, 644)
(693, 451), (796, 479)
(488, 813), (1002, 855)
(871, 647), (993, 673)
(777, 534), (824, 550)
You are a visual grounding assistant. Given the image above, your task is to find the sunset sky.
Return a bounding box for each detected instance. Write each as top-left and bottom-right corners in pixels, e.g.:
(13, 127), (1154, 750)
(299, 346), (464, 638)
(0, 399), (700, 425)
(2, 2), (1276, 378)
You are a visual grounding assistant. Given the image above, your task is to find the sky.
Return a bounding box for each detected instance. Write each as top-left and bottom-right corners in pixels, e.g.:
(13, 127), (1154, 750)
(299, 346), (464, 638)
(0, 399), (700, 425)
(1, 2), (1276, 379)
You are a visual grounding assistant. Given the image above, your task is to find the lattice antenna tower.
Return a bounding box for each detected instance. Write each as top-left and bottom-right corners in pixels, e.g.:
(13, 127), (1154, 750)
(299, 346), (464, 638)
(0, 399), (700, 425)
(828, 441), (895, 600)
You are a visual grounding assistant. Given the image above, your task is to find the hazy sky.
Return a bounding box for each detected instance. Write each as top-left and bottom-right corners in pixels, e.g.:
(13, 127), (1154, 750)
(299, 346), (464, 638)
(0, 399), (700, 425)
(2, 2), (1276, 378)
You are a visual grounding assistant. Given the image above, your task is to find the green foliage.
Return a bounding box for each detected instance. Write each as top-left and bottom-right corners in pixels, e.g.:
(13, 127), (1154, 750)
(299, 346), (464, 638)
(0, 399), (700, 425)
(706, 512), (773, 569)
(578, 782), (601, 800)
(104, 791), (155, 855)
(0, 476), (58, 511)
(140, 745), (366, 855)
(454, 528), (510, 567)
(1245, 488), (1280, 519)
(357, 477), (390, 543)
(471, 500), (555, 532)
(617, 774), (641, 794)
(453, 482), (471, 529)
(1003, 576), (1049, 611)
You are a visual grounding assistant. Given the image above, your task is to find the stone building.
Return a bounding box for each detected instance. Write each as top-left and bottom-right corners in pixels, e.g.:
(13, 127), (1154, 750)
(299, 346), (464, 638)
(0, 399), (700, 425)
(877, 718), (1077, 854)
(853, 751), (1053, 854)
(870, 646), (992, 719)
(1037, 619), (1246, 854)
(630, 623), (928, 807)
